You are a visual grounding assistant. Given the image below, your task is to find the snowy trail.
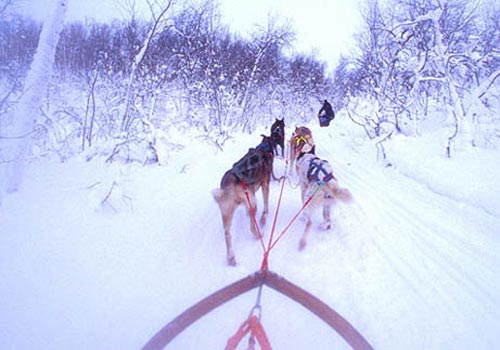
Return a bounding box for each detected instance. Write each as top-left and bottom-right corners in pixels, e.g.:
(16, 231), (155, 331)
(2, 127), (500, 350)
(315, 133), (500, 349)
(173, 128), (500, 349)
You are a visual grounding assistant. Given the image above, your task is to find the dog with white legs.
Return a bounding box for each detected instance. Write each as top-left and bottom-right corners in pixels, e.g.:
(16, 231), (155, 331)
(295, 149), (353, 250)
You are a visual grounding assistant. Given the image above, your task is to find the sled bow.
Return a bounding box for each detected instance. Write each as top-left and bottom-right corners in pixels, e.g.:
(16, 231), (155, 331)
(140, 270), (373, 350)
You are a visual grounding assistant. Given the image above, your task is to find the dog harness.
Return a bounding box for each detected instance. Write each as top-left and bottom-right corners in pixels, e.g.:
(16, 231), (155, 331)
(307, 157), (335, 185)
(294, 135), (308, 149)
(256, 139), (273, 153)
(232, 139), (273, 185)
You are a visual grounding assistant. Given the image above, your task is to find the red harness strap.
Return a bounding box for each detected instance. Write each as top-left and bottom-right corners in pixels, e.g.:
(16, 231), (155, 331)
(225, 315), (272, 350)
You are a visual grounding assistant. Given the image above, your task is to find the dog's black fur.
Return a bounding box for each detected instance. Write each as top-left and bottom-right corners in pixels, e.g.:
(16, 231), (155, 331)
(270, 118), (285, 157)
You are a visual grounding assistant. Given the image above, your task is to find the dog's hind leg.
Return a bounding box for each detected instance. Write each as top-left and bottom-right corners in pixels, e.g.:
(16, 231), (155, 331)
(319, 202), (332, 230)
(259, 180), (270, 227)
(225, 234), (236, 266)
(288, 138), (296, 175)
(245, 191), (261, 239)
(220, 202), (237, 266)
(299, 212), (313, 251)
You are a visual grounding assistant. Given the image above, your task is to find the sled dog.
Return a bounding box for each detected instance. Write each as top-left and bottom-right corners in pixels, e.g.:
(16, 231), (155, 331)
(289, 126), (315, 174)
(270, 117), (285, 157)
(212, 135), (275, 266)
(295, 149), (353, 250)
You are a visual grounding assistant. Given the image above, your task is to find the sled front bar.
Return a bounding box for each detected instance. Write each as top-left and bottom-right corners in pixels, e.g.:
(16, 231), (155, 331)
(140, 269), (374, 350)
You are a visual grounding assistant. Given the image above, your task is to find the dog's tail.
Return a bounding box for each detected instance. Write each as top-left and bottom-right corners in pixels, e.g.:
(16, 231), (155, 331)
(212, 188), (224, 203)
(329, 182), (354, 204)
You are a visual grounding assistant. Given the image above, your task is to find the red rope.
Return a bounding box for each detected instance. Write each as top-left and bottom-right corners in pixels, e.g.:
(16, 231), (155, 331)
(262, 165), (287, 270)
(227, 177), (344, 350)
(241, 162), (322, 270)
(267, 182), (323, 254)
(240, 179), (267, 253)
(268, 191), (315, 251)
(266, 160), (287, 248)
(225, 315), (272, 350)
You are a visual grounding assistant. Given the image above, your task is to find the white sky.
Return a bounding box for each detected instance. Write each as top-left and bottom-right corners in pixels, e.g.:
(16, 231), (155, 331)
(219, 0), (362, 69)
(15, 0), (363, 70)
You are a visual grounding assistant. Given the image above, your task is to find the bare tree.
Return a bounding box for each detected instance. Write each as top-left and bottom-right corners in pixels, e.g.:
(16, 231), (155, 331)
(1, 0), (68, 195)
(81, 69), (98, 151)
(240, 15), (293, 132)
(344, 0), (499, 158)
(342, 0), (400, 158)
(114, 0), (141, 22)
(119, 0), (176, 132)
(0, 0), (14, 15)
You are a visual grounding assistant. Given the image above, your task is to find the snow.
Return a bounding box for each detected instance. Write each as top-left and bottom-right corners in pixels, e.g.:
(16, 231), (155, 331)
(1, 115), (500, 350)
(1, 0), (67, 193)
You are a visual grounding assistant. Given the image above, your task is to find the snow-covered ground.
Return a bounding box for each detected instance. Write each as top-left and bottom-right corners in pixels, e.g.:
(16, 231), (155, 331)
(1, 115), (500, 350)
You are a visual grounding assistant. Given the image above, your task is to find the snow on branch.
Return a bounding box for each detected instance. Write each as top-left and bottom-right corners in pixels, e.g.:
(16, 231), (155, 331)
(1, 0), (68, 193)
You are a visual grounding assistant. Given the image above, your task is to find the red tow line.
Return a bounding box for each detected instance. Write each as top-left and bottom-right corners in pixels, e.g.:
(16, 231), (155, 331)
(225, 314), (272, 350)
(240, 158), (320, 270)
(140, 159), (374, 350)
(230, 160), (318, 350)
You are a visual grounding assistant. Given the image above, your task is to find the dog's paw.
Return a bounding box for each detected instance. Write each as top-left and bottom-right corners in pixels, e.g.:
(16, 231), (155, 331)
(227, 256), (236, 266)
(259, 217), (267, 227)
(227, 253), (237, 266)
(319, 222), (331, 231)
(298, 238), (307, 251)
(250, 226), (262, 240)
(299, 213), (307, 222)
(259, 212), (268, 226)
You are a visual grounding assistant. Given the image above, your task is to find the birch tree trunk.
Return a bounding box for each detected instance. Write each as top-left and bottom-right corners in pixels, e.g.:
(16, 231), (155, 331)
(1, 0), (68, 195)
(120, 0), (174, 132)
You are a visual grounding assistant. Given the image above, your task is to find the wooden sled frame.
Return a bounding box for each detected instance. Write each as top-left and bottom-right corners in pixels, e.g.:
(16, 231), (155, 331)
(141, 270), (373, 350)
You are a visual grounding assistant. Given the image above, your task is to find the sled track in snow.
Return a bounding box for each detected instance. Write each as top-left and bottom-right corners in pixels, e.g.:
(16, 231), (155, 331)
(330, 152), (500, 327)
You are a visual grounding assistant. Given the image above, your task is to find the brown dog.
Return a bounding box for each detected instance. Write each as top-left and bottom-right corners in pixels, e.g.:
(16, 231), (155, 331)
(295, 149), (353, 250)
(212, 135), (275, 266)
(288, 126), (315, 174)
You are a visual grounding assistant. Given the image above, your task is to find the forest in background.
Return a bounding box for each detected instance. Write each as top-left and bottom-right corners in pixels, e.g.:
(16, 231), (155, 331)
(0, 0), (499, 166)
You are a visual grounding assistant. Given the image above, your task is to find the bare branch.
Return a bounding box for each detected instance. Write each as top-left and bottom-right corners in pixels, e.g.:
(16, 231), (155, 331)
(0, 0), (14, 15)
